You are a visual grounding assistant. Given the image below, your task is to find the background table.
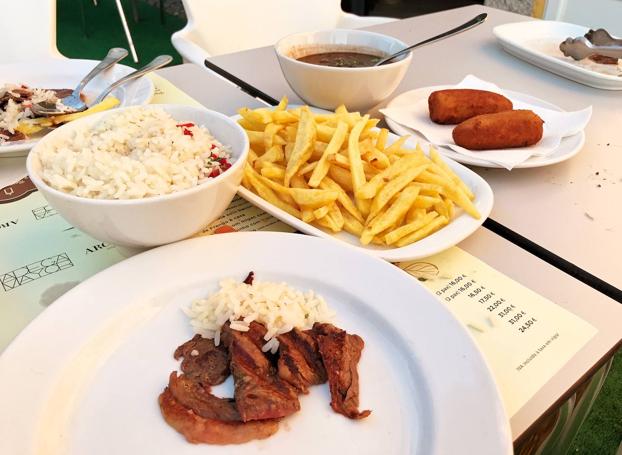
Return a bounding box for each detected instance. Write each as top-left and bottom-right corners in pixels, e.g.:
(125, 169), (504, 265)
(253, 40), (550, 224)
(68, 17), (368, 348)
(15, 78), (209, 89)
(157, 64), (622, 445)
(203, 4), (622, 295)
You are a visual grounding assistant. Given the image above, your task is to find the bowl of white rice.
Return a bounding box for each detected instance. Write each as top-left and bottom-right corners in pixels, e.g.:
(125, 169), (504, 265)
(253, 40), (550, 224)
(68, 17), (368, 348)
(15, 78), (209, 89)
(26, 105), (249, 247)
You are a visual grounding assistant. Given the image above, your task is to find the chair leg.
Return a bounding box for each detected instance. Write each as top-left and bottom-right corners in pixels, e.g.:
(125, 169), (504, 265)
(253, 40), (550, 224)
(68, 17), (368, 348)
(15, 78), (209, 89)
(80, 0), (88, 38)
(130, 0), (140, 23)
(115, 0), (139, 63)
(160, 0), (166, 24)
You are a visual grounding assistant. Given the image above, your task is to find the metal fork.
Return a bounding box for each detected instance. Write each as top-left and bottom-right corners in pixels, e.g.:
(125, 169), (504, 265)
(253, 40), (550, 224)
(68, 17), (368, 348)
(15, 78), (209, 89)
(91, 55), (173, 105)
(31, 48), (128, 116)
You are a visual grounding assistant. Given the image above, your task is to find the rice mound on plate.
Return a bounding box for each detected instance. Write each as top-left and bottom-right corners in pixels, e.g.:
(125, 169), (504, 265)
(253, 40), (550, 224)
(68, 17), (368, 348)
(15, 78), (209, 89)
(36, 107), (232, 199)
(186, 278), (336, 353)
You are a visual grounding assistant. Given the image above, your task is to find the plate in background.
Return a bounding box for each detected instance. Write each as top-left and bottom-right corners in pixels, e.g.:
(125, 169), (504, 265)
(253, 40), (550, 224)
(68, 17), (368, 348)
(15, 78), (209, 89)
(0, 58), (154, 157)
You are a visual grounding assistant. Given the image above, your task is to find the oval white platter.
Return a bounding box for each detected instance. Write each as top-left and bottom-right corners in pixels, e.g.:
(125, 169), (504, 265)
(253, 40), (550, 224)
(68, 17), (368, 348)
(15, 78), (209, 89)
(238, 130), (493, 262)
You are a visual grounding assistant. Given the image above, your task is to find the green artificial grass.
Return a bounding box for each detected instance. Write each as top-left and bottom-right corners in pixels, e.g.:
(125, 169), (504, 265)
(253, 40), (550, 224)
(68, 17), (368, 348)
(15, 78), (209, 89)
(569, 349), (622, 455)
(56, 0), (185, 67)
(55, 2), (622, 454)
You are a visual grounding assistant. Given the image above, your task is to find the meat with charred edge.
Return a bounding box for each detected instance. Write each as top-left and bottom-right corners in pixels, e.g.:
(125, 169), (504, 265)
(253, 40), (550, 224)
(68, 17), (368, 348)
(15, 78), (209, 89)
(277, 328), (327, 394)
(159, 388), (280, 445)
(174, 334), (229, 386)
(222, 322), (301, 421)
(168, 372), (240, 422)
(314, 322), (371, 419)
(243, 271), (255, 285)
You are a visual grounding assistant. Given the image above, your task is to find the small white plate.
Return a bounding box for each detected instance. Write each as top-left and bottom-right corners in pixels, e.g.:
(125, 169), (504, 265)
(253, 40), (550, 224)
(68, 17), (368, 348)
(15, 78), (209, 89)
(0, 232), (511, 454)
(237, 131), (493, 262)
(385, 85), (585, 169)
(0, 58), (154, 157)
(493, 21), (622, 90)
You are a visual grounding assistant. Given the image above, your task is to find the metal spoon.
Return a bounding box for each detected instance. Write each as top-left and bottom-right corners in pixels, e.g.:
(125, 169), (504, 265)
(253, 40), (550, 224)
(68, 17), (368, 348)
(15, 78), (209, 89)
(31, 48), (128, 116)
(374, 13), (488, 66)
(91, 55), (173, 105)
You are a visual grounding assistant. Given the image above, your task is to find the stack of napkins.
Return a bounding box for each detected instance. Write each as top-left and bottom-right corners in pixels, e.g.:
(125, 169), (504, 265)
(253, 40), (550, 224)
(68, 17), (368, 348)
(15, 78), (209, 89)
(380, 75), (592, 170)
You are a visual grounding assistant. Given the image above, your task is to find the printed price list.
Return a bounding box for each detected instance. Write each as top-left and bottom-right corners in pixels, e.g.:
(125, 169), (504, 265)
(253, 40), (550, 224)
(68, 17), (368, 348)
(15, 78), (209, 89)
(434, 273), (537, 333)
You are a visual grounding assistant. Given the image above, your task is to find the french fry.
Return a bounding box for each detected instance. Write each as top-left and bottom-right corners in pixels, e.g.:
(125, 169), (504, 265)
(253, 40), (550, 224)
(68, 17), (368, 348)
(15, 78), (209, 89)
(429, 147), (475, 200)
(342, 210), (365, 237)
(275, 96), (288, 111)
(369, 164), (427, 220)
(289, 188), (339, 208)
(245, 165), (300, 218)
(362, 186), (420, 244)
(284, 108), (316, 187)
(375, 128), (389, 150)
(327, 203), (344, 231)
(348, 115), (369, 195)
(384, 135), (410, 155)
(17, 97), (120, 134)
(260, 165), (285, 180)
(328, 166), (354, 193)
(384, 211), (439, 245)
(308, 120), (348, 187)
(263, 123), (283, 150)
(411, 195), (441, 209)
(255, 144), (284, 167)
(406, 207), (427, 224)
(319, 177), (364, 223)
(395, 215), (449, 247)
(313, 204), (331, 220)
(238, 107), (272, 125)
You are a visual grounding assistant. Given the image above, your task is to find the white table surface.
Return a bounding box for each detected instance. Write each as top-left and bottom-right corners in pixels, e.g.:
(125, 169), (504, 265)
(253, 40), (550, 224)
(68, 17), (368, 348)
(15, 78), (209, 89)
(156, 64), (622, 441)
(0, 14), (621, 443)
(202, 4), (622, 291)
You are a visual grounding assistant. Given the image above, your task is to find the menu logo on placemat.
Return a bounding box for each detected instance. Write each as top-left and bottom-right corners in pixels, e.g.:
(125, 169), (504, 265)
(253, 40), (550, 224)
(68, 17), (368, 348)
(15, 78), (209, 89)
(0, 253), (74, 292)
(0, 176), (37, 204)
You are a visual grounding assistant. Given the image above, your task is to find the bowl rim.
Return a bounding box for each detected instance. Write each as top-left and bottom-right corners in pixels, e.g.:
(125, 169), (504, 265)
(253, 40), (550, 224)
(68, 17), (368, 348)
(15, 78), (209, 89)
(26, 104), (249, 206)
(274, 28), (412, 72)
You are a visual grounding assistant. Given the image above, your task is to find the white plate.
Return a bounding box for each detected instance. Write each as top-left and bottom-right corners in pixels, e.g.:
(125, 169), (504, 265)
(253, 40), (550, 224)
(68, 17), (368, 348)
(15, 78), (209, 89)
(0, 232), (511, 455)
(385, 85), (585, 169)
(237, 132), (493, 262)
(493, 21), (622, 90)
(0, 58), (154, 157)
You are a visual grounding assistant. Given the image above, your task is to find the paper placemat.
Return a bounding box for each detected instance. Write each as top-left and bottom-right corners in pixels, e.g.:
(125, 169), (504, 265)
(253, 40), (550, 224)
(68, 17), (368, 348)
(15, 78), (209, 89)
(0, 75), (597, 421)
(398, 247), (597, 416)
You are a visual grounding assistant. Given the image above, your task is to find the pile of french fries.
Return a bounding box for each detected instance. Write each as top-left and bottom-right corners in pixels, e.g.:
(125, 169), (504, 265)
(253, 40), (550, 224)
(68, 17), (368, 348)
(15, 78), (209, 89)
(239, 98), (480, 248)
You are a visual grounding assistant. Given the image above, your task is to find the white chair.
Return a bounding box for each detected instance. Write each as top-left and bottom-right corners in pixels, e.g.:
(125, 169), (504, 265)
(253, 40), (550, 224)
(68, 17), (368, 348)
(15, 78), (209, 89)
(172, 0), (397, 65)
(0, 0), (64, 63)
(541, 0), (622, 35)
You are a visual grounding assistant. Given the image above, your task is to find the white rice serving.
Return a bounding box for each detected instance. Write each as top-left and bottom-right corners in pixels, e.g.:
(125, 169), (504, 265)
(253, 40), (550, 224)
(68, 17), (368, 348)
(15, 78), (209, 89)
(186, 278), (335, 353)
(36, 107), (233, 199)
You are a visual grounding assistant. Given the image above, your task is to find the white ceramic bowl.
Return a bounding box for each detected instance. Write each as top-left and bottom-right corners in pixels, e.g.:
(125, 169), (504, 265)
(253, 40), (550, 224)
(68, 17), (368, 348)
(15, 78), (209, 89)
(26, 104), (249, 248)
(275, 29), (412, 112)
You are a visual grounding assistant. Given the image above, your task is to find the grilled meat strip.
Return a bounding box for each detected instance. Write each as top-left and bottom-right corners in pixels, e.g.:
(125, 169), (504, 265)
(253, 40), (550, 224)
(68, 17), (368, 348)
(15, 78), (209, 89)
(0, 129), (25, 142)
(277, 328), (327, 393)
(223, 322), (300, 421)
(174, 334), (229, 386)
(159, 388), (279, 445)
(314, 323), (371, 419)
(168, 372), (240, 422)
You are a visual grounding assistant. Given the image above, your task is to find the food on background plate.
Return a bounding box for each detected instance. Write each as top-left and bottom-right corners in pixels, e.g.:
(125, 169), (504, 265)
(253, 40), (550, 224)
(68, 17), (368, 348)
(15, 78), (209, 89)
(452, 109), (544, 150)
(0, 83), (119, 144)
(297, 51), (384, 68)
(428, 89), (513, 124)
(36, 107), (233, 199)
(159, 272), (370, 445)
(238, 98), (480, 248)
